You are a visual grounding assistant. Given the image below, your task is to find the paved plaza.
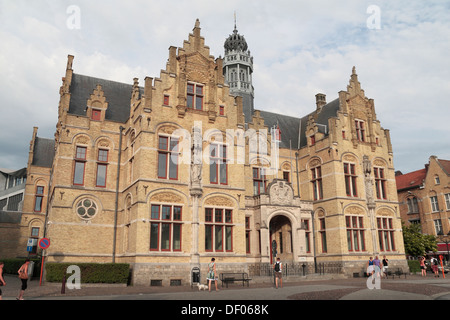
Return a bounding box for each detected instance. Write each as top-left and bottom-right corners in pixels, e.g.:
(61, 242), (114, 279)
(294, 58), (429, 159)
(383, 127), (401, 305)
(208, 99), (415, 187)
(1, 273), (450, 301)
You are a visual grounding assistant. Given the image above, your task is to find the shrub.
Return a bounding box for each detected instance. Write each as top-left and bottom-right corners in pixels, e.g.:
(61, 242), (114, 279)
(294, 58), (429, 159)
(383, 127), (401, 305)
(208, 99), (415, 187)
(45, 263), (130, 284)
(408, 260), (420, 273)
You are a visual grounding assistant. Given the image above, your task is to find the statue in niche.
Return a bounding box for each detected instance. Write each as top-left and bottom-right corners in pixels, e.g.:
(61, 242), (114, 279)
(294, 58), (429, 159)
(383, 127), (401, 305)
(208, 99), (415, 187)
(363, 155), (375, 206)
(190, 126), (202, 188)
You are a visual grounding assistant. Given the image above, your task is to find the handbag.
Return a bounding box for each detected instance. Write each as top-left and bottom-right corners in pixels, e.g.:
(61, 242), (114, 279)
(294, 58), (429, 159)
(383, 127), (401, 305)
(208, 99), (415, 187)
(18, 269), (28, 280)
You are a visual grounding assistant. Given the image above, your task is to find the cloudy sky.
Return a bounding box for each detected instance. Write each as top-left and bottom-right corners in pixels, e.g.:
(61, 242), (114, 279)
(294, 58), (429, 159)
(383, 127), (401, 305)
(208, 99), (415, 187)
(0, 0), (449, 174)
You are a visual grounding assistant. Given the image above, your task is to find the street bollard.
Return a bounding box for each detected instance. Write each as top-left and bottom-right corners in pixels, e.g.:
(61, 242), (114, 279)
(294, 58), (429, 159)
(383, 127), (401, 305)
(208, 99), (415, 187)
(61, 275), (66, 294)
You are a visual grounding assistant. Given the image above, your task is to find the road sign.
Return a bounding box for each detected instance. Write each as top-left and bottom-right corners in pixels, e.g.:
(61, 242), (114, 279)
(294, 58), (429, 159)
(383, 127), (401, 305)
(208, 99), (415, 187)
(27, 238), (37, 252)
(38, 238), (51, 250)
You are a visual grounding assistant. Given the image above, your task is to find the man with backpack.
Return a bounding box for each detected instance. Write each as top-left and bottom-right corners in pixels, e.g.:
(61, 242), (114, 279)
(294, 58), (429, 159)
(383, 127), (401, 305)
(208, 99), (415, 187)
(273, 257), (282, 289)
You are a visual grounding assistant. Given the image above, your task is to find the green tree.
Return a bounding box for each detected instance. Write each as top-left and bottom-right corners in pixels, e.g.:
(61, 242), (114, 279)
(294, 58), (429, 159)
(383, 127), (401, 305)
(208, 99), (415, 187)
(402, 222), (437, 257)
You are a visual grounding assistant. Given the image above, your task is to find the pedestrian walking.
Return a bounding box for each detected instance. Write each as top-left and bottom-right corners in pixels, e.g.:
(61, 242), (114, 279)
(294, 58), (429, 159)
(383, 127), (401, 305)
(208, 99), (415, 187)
(382, 255), (389, 277)
(431, 257), (439, 277)
(273, 258), (282, 289)
(207, 258), (219, 292)
(17, 259), (30, 300)
(420, 256), (426, 277)
(0, 262), (6, 300)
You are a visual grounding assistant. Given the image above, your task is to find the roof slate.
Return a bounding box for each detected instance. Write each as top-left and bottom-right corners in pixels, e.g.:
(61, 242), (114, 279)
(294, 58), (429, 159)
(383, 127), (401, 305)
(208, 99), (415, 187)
(69, 73), (142, 123)
(32, 137), (55, 168)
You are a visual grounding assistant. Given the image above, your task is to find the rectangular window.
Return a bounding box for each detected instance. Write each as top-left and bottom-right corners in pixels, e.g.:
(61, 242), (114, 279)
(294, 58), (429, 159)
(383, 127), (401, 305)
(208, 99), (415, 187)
(303, 220), (311, 253)
(374, 167), (387, 199)
(245, 217), (251, 254)
(73, 146), (87, 185)
(355, 120), (365, 142)
(150, 204), (182, 252)
(253, 167), (266, 195)
(344, 163), (357, 197)
(431, 196), (439, 212)
(319, 218), (327, 253)
(445, 193), (450, 210)
(91, 109), (101, 121)
(434, 219), (443, 235)
(205, 207), (233, 252)
(346, 216), (366, 252)
(377, 217), (395, 252)
(34, 186), (44, 212)
(31, 227), (40, 237)
(283, 171), (290, 182)
(209, 144), (227, 184)
(158, 136), (179, 180)
(7, 193), (22, 211)
(407, 197), (419, 213)
(187, 83), (203, 110)
(311, 166), (323, 200)
(96, 149), (108, 187)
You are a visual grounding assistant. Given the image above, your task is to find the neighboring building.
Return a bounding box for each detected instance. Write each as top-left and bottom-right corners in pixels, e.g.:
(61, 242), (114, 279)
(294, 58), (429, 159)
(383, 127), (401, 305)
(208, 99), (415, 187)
(0, 167), (27, 257)
(4, 20), (408, 284)
(0, 127), (54, 258)
(396, 156), (450, 259)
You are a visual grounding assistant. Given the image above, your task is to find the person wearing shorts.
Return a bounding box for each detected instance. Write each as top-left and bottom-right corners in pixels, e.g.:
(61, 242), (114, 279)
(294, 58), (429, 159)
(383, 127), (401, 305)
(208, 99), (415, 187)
(274, 258), (282, 289)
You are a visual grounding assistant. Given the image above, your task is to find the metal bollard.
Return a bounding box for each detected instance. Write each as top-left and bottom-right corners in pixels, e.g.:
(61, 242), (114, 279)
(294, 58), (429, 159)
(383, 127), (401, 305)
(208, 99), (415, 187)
(61, 275), (66, 294)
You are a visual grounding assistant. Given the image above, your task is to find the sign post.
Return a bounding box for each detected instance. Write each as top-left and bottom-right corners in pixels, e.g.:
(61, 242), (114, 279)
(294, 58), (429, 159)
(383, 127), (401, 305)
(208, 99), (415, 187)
(38, 238), (51, 285)
(439, 255), (445, 279)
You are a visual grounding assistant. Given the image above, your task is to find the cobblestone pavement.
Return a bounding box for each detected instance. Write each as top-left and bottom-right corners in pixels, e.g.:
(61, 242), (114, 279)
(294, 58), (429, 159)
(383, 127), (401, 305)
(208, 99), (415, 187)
(1, 273), (449, 301)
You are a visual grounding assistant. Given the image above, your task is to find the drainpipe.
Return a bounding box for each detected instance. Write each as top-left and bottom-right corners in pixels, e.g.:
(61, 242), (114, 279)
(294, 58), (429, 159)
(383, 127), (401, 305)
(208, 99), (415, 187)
(311, 210), (317, 273)
(295, 152), (300, 198)
(113, 126), (124, 263)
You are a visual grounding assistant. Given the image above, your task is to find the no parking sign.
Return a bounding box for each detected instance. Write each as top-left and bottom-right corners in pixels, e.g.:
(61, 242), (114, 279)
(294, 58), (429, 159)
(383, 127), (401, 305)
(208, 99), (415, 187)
(38, 238), (50, 250)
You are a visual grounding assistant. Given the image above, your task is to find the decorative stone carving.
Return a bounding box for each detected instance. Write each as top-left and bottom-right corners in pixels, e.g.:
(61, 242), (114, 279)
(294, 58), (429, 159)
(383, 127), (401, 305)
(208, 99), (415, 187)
(345, 206), (364, 215)
(151, 193), (182, 203)
(377, 208), (393, 216)
(363, 155), (375, 208)
(204, 196), (234, 207)
(268, 180), (293, 205)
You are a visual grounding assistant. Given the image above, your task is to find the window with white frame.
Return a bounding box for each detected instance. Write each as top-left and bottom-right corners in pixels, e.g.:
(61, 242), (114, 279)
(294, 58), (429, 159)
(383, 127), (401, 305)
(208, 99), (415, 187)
(434, 219), (443, 235)
(430, 196), (439, 212)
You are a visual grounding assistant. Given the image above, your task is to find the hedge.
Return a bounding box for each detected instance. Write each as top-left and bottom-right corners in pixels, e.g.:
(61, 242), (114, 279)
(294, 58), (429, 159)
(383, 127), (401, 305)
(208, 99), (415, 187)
(407, 260), (420, 273)
(45, 263), (130, 284)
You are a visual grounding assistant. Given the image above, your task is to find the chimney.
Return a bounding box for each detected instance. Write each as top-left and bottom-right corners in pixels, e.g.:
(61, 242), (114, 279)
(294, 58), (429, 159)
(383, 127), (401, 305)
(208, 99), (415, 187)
(315, 93), (326, 111)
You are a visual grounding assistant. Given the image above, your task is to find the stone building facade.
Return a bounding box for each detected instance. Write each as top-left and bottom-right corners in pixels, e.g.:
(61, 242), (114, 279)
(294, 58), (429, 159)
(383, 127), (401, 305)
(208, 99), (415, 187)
(2, 20), (408, 284)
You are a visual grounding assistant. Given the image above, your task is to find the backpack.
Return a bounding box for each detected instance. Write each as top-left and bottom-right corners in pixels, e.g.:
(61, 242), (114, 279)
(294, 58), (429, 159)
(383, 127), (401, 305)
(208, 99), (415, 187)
(274, 261), (281, 272)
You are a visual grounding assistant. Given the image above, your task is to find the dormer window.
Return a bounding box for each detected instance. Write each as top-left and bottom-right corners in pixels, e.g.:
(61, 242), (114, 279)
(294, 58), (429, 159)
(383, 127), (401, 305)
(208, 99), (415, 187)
(91, 109), (102, 121)
(187, 83), (203, 110)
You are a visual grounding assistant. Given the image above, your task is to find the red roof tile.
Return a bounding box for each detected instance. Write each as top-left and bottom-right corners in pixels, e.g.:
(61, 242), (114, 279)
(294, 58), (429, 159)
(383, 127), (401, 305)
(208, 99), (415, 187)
(438, 159), (450, 175)
(396, 168), (427, 191)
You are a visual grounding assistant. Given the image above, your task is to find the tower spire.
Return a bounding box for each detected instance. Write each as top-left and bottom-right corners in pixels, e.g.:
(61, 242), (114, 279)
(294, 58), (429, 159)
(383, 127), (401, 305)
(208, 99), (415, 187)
(234, 11), (237, 33)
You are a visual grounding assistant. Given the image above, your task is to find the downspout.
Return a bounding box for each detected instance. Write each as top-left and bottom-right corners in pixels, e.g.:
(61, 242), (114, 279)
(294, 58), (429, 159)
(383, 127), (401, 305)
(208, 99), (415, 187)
(295, 152), (300, 198)
(113, 126), (124, 263)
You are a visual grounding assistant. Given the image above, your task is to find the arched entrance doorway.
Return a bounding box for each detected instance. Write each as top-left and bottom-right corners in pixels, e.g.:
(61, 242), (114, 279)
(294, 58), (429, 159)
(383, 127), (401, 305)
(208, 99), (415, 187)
(269, 215), (293, 263)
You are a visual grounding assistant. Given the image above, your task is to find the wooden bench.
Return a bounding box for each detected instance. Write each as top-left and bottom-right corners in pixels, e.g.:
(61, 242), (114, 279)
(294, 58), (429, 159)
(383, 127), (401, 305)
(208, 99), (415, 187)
(385, 268), (407, 279)
(219, 273), (252, 288)
(393, 268), (407, 279)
